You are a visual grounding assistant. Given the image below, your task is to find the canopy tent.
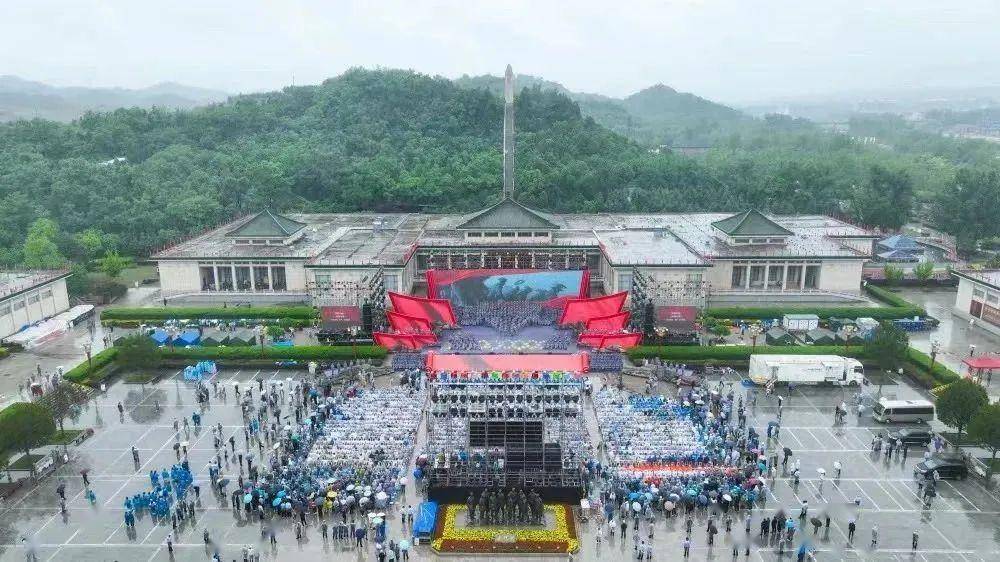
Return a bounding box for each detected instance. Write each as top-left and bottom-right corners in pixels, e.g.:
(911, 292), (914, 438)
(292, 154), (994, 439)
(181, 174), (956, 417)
(227, 329), (257, 347)
(200, 329), (228, 347)
(836, 329), (865, 345)
(877, 249), (921, 262)
(804, 327), (836, 345)
(150, 329), (170, 346)
(764, 327), (796, 346)
(964, 356), (1000, 370)
(878, 234), (922, 252)
(174, 329), (201, 347)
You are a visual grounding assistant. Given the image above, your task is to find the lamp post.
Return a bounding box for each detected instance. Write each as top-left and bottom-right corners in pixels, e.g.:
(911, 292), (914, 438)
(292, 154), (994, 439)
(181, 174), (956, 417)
(82, 343), (93, 373)
(748, 323), (763, 352)
(929, 340), (941, 375)
(256, 325), (266, 357)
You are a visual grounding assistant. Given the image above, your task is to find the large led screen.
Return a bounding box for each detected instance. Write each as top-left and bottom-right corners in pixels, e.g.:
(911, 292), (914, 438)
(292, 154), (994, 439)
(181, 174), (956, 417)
(427, 269), (587, 307)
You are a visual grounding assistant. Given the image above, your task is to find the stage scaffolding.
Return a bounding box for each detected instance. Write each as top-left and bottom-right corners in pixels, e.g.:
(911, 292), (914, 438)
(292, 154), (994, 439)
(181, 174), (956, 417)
(424, 378), (587, 501)
(308, 267), (387, 333)
(628, 266), (709, 332)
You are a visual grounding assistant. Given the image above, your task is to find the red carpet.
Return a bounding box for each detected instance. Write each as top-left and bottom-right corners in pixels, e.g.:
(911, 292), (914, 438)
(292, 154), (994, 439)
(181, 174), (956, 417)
(425, 352), (589, 373)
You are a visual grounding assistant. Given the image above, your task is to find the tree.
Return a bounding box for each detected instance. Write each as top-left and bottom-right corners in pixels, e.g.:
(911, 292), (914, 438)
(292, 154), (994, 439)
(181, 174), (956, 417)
(97, 250), (132, 279)
(913, 261), (935, 282)
(266, 325), (285, 341)
(0, 403), (56, 473)
(45, 383), (84, 438)
(937, 379), (989, 440)
(65, 263), (92, 297)
(883, 265), (904, 285)
(968, 402), (1000, 461)
(849, 165), (914, 230)
(73, 228), (105, 263)
(864, 321), (909, 372)
(21, 217), (65, 269)
(115, 334), (162, 374)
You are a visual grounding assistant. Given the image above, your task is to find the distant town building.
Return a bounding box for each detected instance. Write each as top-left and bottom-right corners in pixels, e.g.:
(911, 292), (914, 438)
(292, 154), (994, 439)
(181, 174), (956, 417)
(0, 270), (71, 340)
(951, 269), (1000, 336)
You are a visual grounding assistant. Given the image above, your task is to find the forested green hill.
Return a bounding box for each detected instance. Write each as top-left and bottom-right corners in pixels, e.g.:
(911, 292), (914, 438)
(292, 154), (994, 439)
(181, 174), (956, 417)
(1, 68), (998, 270)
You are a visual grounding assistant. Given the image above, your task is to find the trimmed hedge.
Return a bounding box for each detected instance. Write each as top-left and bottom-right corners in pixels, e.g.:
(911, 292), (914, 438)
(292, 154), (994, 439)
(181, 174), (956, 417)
(906, 348), (961, 386)
(63, 348), (118, 385)
(101, 306), (317, 321)
(706, 305), (923, 321)
(864, 285), (928, 315)
(0, 347), (8, 360)
(101, 317), (314, 329)
(159, 345), (386, 362)
(705, 285), (927, 322)
(628, 345), (871, 362)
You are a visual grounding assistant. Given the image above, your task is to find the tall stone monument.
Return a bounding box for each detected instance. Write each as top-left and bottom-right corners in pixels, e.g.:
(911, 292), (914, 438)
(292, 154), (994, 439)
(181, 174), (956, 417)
(502, 64), (515, 198)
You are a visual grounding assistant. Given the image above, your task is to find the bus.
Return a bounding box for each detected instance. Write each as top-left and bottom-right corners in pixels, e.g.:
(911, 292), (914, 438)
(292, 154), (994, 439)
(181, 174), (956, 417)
(872, 398), (935, 424)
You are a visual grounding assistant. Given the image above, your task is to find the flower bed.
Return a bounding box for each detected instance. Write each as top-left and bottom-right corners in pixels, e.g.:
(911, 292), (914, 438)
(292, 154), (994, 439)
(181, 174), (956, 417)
(431, 504), (579, 554)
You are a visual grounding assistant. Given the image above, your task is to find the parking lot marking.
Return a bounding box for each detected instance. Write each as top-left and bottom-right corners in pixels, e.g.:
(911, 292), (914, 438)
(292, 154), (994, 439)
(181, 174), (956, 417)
(943, 481), (982, 511)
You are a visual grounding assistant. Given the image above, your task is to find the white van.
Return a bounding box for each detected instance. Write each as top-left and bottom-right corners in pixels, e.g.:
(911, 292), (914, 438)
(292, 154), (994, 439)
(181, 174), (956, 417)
(873, 398), (935, 423)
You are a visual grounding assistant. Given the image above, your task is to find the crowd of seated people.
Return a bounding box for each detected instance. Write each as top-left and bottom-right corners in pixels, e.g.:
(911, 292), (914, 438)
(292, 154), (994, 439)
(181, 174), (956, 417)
(542, 330), (572, 351)
(457, 302), (560, 336)
(391, 352), (425, 371)
(589, 352), (624, 372)
(444, 332), (481, 352)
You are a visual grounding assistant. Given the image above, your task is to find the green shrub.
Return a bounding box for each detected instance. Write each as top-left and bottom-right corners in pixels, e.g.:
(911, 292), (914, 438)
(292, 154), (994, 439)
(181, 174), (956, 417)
(0, 347), (8, 360)
(906, 348), (961, 385)
(883, 264), (905, 284)
(101, 306), (317, 321)
(63, 348), (118, 385)
(863, 284), (927, 315)
(706, 305), (923, 321)
(159, 345), (386, 362)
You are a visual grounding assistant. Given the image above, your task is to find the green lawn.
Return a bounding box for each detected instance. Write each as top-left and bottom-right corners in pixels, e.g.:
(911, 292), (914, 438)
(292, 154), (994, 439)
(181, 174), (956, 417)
(8, 454), (44, 471)
(48, 429), (84, 445)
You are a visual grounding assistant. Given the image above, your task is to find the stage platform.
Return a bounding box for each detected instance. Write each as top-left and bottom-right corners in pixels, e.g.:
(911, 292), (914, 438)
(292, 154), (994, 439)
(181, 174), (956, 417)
(426, 466), (584, 503)
(426, 352), (589, 373)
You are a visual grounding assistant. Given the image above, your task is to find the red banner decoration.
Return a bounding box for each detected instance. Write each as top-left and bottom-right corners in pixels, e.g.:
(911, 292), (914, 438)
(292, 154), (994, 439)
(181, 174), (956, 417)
(586, 311), (631, 332)
(578, 332), (643, 350)
(559, 292), (628, 326)
(387, 311), (433, 333)
(599, 333), (643, 349)
(577, 333), (607, 348)
(373, 332), (439, 350)
(425, 352), (589, 373)
(388, 292), (457, 326)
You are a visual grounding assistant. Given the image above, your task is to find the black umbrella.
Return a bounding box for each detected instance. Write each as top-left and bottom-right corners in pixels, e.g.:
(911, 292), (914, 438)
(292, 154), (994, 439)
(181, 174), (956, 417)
(783, 447), (793, 457)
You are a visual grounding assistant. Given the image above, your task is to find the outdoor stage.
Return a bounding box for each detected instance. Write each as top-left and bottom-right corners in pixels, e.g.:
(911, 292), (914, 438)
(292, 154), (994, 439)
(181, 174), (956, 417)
(425, 352), (589, 373)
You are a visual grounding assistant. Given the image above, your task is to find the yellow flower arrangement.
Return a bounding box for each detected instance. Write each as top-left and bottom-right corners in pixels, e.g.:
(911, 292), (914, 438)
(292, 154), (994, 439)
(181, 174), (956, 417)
(432, 503), (579, 553)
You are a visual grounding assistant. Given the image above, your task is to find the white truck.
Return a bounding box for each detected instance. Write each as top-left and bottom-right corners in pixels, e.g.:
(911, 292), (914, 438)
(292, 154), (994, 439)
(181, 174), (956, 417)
(749, 354), (865, 386)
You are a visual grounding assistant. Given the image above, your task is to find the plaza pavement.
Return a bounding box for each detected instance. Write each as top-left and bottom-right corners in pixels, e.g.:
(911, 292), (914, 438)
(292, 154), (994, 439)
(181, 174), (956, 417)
(0, 367), (999, 561)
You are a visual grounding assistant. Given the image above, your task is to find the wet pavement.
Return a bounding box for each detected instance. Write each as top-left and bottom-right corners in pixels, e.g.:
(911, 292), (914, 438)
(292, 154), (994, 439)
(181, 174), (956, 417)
(1, 367), (999, 561)
(897, 287), (1000, 393)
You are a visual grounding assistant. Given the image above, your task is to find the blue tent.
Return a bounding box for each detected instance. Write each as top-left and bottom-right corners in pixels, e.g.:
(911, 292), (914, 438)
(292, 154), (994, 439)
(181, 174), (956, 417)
(175, 329), (201, 347)
(877, 234), (922, 252)
(150, 329), (170, 346)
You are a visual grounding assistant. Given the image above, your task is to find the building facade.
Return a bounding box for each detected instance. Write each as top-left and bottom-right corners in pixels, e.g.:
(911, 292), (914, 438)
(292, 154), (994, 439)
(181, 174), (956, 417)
(0, 271), (72, 340)
(951, 270), (1000, 336)
(153, 205), (876, 308)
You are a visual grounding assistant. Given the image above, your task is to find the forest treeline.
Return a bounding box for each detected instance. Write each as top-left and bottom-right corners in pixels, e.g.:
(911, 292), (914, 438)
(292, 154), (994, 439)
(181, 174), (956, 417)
(1, 68), (998, 269)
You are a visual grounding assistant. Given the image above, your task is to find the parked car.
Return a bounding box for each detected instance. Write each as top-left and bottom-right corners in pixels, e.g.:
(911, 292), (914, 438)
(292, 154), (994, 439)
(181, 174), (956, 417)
(888, 428), (933, 446)
(914, 453), (968, 480)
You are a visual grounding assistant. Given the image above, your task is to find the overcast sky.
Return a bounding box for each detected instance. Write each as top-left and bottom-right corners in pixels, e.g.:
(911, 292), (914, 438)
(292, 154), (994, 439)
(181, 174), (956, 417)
(5, 0), (1000, 103)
